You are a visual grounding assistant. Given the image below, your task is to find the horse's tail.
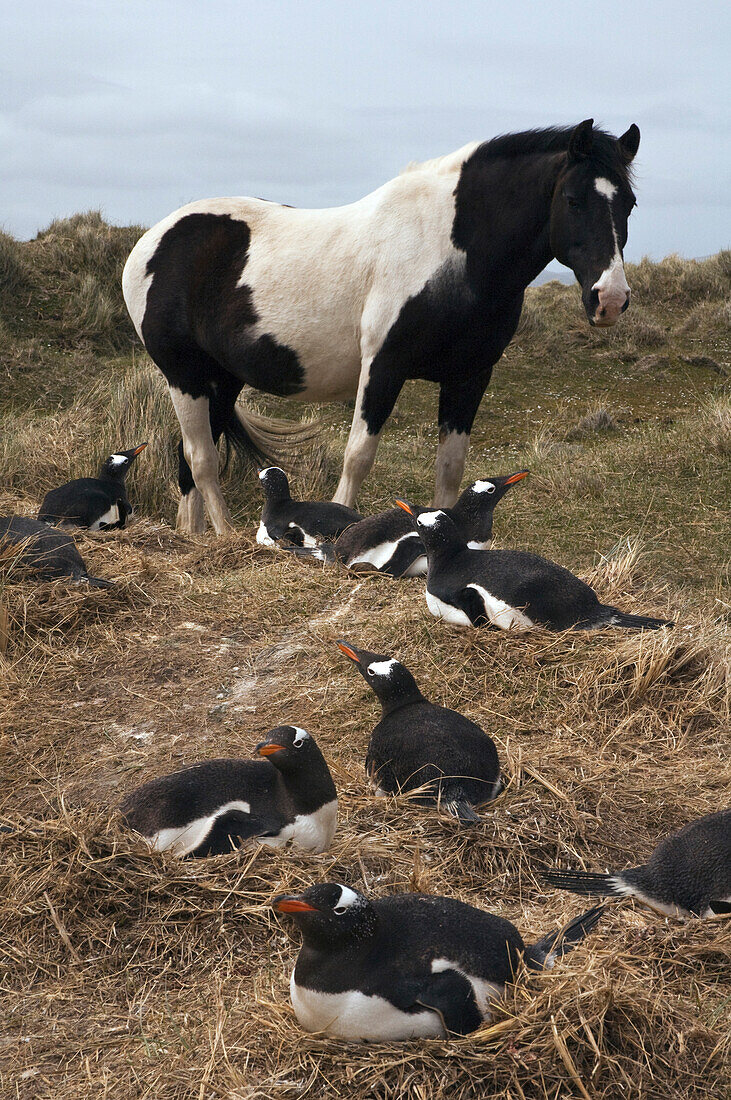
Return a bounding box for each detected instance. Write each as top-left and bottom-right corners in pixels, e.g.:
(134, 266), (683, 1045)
(224, 404), (321, 472)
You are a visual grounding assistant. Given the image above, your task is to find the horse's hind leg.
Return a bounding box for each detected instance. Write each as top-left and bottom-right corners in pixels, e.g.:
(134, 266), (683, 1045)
(169, 387), (234, 535)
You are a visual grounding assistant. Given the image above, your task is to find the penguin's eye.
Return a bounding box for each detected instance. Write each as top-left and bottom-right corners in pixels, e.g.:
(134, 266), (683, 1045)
(333, 906), (348, 915)
(293, 738), (305, 749)
(486, 484), (495, 494)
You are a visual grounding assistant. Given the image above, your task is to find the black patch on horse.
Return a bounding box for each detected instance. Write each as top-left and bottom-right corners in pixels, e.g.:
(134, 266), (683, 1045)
(142, 213), (305, 399)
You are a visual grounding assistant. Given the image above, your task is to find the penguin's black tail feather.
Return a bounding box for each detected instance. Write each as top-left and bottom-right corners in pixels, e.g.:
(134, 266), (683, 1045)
(279, 542), (336, 565)
(82, 574), (115, 589)
(526, 903), (606, 970)
(603, 607), (675, 631)
(441, 786), (482, 826)
(541, 869), (622, 897)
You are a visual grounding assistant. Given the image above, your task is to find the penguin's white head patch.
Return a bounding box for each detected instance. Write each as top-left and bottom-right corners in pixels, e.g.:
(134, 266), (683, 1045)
(471, 480), (496, 494)
(367, 659), (398, 679)
(291, 726), (310, 747)
(259, 466), (285, 481)
(109, 454), (127, 467)
(417, 510), (446, 528)
(332, 885), (364, 914)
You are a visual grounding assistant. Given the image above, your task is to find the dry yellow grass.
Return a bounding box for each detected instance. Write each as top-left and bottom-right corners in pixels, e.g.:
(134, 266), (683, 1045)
(1, 224), (729, 1098)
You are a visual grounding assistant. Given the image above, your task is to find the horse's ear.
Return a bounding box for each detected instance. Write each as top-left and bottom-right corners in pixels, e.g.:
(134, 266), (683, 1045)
(618, 124), (640, 164)
(568, 119), (594, 161)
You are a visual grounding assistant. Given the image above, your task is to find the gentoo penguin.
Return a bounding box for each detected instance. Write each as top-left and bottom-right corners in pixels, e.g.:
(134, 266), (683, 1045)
(120, 725), (337, 857)
(396, 503), (674, 632)
(286, 471), (528, 578)
(542, 809), (731, 918)
(274, 883), (604, 1039)
(38, 444), (147, 530)
(0, 516), (112, 587)
(337, 641), (501, 824)
(256, 467), (362, 547)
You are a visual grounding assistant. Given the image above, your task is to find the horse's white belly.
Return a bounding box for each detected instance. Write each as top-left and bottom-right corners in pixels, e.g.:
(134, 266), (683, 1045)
(290, 975), (444, 1040)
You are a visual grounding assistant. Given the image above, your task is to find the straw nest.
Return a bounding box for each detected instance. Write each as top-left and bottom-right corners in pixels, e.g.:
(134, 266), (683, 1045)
(1, 508), (729, 1099)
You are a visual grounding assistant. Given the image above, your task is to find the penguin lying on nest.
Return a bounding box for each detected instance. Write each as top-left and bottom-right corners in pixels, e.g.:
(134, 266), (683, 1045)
(256, 467), (362, 547)
(337, 640), (501, 823)
(396, 502), (674, 632)
(38, 444), (147, 530)
(284, 471), (528, 577)
(120, 726), (337, 856)
(542, 809), (730, 918)
(274, 883), (605, 1039)
(0, 516), (112, 587)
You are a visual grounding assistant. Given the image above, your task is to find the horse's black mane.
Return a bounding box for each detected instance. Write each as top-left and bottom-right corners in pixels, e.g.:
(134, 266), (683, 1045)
(475, 125), (634, 185)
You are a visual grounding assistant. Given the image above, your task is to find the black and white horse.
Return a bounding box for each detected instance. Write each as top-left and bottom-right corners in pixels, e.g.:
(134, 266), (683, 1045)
(122, 119), (639, 535)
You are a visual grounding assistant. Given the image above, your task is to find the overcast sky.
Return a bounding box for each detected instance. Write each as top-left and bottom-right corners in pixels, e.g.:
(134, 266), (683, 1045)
(3, 0), (729, 261)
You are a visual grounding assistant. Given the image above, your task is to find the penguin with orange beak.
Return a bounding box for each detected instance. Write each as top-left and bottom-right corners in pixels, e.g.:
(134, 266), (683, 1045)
(273, 882), (605, 1039)
(396, 501), (674, 632)
(281, 471), (529, 577)
(38, 443), (148, 530)
(120, 726), (337, 856)
(337, 640), (501, 823)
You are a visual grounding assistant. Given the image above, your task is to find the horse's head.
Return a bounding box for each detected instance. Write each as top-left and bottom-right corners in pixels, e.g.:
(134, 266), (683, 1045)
(550, 120), (640, 327)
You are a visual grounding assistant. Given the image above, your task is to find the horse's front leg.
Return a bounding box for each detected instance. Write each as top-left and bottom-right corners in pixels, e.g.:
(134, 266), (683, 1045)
(434, 378), (491, 507)
(332, 356), (404, 507)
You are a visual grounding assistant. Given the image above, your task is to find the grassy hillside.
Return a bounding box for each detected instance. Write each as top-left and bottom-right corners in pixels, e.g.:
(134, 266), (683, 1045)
(0, 216), (729, 1100)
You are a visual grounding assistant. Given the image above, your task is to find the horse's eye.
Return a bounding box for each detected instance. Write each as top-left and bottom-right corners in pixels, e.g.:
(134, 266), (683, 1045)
(567, 197), (581, 209)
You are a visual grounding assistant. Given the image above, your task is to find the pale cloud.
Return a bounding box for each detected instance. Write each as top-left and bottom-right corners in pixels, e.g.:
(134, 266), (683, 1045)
(1, 0), (729, 261)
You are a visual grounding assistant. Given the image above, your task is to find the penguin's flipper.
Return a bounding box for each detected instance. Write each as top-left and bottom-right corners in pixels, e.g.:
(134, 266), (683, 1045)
(280, 542), (336, 566)
(415, 969), (483, 1036)
(190, 809), (280, 857)
(378, 537), (425, 579)
(456, 587), (497, 628)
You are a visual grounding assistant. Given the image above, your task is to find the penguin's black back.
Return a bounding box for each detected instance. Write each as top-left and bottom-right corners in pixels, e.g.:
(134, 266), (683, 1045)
(629, 809), (731, 914)
(367, 701), (500, 807)
(429, 546), (602, 630)
(120, 758), (283, 836)
(296, 893), (525, 993)
(38, 478), (130, 529)
(272, 500), (363, 544)
(0, 515), (110, 586)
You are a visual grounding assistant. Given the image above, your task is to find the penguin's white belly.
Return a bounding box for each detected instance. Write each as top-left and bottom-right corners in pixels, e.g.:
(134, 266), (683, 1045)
(612, 879), (690, 919)
(290, 974), (444, 1040)
(89, 504), (120, 532)
(257, 799), (337, 854)
(402, 554), (428, 577)
(256, 520), (276, 547)
(430, 958), (503, 1020)
(425, 591), (473, 627)
(150, 799), (252, 856)
(466, 584), (535, 631)
(349, 532), (421, 573)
